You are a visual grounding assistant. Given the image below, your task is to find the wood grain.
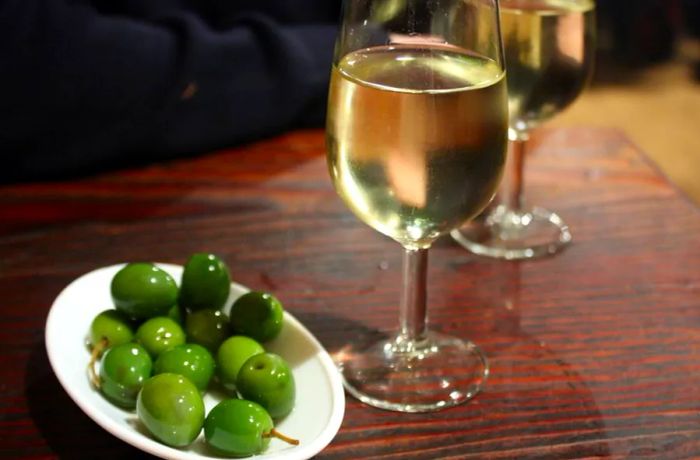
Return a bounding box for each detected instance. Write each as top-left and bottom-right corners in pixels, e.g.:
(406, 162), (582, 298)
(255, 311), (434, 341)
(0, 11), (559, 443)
(0, 127), (699, 459)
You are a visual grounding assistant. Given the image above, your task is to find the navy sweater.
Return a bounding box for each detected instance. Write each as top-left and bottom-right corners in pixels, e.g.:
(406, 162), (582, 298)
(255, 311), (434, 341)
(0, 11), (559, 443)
(0, 0), (340, 182)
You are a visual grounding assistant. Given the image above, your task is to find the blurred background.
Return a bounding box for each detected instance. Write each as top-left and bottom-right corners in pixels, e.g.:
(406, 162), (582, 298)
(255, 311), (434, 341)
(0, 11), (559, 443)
(557, 0), (700, 203)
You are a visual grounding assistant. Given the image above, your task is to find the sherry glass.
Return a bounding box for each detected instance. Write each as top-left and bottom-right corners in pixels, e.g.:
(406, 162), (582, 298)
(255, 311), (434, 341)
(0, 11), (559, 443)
(452, 0), (596, 260)
(326, 0), (508, 411)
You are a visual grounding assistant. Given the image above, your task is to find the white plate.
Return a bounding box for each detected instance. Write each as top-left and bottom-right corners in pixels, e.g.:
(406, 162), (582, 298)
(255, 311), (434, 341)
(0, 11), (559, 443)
(45, 263), (345, 460)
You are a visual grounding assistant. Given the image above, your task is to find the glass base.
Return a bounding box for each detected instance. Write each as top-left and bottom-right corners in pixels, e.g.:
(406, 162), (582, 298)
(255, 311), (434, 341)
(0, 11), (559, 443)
(334, 331), (488, 412)
(451, 205), (572, 260)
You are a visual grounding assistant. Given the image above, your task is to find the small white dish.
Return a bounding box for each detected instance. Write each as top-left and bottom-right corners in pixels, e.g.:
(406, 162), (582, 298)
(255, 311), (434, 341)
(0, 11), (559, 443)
(45, 263), (345, 460)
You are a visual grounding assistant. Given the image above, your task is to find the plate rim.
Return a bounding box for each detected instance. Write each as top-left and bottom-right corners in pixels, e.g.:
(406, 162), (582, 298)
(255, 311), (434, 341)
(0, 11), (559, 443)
(45, 263), (345, 460)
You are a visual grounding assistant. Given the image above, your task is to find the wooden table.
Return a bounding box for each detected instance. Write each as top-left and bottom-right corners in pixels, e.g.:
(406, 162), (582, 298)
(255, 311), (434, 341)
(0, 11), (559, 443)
(1, 127), (699, 459)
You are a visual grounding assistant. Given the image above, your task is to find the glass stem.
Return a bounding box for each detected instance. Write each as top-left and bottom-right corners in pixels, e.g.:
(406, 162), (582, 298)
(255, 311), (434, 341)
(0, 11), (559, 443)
(398, 248), (428, 343)
(505, 135), (528, 212)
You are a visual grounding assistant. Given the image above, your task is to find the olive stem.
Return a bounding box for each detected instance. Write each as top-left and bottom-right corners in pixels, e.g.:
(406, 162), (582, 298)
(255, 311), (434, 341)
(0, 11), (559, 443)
(263, 428), (299, 446)
(87, 338), (109, 389)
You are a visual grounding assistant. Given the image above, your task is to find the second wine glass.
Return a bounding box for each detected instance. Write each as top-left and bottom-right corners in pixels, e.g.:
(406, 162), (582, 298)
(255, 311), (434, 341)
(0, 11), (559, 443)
(326, 0), (509, 411)
(452, 0), (596, 260)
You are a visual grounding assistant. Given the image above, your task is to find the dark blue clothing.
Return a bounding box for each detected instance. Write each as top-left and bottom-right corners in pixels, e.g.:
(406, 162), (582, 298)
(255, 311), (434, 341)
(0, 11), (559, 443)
(0, 0), (340, 182)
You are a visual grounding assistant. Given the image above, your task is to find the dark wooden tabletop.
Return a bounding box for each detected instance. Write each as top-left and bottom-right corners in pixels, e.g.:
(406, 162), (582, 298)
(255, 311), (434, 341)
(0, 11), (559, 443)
(1, 127), (699, 459)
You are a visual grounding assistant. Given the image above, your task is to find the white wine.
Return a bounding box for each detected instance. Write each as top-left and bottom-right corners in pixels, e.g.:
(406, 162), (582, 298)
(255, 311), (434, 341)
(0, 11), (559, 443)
(326, 45), (508, 249)
(500, 0), (595, 135)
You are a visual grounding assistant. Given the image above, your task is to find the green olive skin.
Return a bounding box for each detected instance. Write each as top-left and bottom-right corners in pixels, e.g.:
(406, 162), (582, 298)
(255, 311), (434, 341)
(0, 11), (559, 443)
(230, 292), (284, 343)
(99, 343), (152, 409)
(90, 310), (134, 349)
(111, 263), (178, 320)
(179, 253), (231, 311)
(135, 317), (186, 358)
(185, 308), (231, 353)
(137, 373), (205, 447)
(167, 304), (184, 325)
(154, 344), (215, 392)
(204, 399), (273, 456)
(236, 353), (295, 419)
(216, 336), (264, 391)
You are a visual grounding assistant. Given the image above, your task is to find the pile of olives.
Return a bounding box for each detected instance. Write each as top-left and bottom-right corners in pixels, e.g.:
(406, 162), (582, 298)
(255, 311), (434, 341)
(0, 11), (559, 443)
(87, 254), (297, 457)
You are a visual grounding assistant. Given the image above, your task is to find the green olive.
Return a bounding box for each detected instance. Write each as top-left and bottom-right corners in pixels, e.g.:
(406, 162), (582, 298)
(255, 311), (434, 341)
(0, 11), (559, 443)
(135, 317), (186, 358)
(230, 291), (284, 343)
(99, 343), (152, 409)
(179, 253), (231, 311)
(111, 263), (178, 320)
(216, 336), (264, 392)
(89, 309), (134, 349)
(236, 353), (295, 419)
(185, 308), (231, 353)
(204, 399), (273, 456)
(137, 373), (205, 447)
(153, 344), (215, 392)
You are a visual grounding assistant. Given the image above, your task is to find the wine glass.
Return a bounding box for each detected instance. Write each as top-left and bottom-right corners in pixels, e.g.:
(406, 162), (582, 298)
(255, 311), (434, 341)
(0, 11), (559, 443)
(452, 0), (596, 259)
(326, 0), (508, 411)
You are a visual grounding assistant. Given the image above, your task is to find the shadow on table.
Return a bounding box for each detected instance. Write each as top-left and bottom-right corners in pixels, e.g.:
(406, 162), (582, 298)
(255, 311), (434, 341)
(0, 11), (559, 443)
(455, 259), (613, 457)
(297, 259), (613, 458)
(292, 311), (388, 356)
(25, 340), (149, 459)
